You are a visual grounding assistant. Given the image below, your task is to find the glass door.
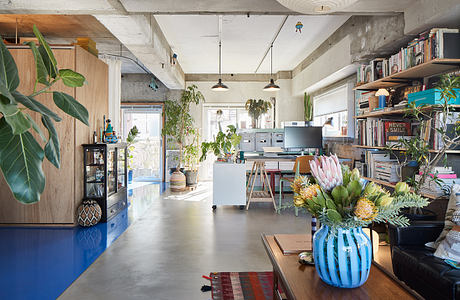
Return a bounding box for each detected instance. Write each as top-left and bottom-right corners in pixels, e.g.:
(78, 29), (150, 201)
(85, 147), (105, 198)
(121, 105), (163, 183)
(117, 148), (126, 190)
(107, 149), (116, 195)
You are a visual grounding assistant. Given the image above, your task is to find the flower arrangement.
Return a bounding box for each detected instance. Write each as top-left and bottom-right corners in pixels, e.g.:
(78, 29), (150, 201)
(292, 154), (429, 228)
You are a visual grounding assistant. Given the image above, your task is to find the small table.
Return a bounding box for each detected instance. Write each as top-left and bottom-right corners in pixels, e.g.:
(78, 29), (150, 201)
(261, 234), (421, 300)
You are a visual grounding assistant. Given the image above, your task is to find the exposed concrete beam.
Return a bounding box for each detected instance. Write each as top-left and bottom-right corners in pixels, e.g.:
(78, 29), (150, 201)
(185, 71), (291, 82)
(0, 0), (121, 14)
(95, 14), (185, 89)
(403, 0), (460, 34)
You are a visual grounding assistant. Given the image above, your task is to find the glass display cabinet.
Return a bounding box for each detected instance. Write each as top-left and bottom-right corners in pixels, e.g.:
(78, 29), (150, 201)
(83, 143), (128, 222)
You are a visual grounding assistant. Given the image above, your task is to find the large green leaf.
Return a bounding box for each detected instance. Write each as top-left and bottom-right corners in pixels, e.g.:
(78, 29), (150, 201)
(25, 41), (49, 85)
(26, 113), (46, 143)
(0, 80), (15, 103)
(33, 25), (57, 79)
(0, 97), (31, 135)
(53, 92), (89, 126)
(59, 69), (86, 87)
(0, 117), (45, 204)
(12, 91), (61, 122)
(41, 115), (60, 168)
(0, 38), (19, 91)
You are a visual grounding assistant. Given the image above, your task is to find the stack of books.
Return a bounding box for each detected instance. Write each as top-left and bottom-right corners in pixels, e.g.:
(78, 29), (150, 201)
(416, 167), (459, 196)
(364, 150), (396, 179)
(356, 119), (412, 147)
(374, 161), (400, 183)
(356, 91), (375, 115)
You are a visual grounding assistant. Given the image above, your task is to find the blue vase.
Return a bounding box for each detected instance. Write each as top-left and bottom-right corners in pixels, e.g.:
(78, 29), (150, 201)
(128, 170), (133, 184)
(313, 225), (372, 288)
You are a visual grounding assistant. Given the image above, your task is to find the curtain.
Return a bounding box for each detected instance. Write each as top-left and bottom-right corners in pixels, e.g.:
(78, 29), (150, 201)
(100, 55), (122, 133)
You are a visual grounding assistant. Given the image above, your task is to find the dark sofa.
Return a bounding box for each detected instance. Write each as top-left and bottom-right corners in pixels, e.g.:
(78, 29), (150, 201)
(389, 221), (460, 300)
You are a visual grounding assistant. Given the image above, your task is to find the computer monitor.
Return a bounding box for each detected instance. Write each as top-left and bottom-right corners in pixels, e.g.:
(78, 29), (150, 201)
(284, 126), (323, 150)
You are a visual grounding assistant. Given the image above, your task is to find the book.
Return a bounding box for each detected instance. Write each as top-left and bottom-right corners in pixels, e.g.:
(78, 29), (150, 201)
(274, 234), (312, 255)
(385, 121), (411, 142)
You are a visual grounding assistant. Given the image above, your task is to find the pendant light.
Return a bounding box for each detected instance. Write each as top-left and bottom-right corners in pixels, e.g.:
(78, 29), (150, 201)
(263, 44), (280, 92)
(211, 41), (229, 91)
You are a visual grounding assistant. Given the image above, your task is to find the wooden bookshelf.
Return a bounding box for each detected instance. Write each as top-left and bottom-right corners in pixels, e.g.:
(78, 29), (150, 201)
(352, 144), (460, 154)
(355, 58), (460, 91)
(354, 105), (460, 119)
(362, 177), (447, 200)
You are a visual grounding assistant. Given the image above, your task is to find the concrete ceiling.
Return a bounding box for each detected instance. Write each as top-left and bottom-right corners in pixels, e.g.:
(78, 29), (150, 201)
(156, 14), (349, 74)
(0, 14), (148, 74)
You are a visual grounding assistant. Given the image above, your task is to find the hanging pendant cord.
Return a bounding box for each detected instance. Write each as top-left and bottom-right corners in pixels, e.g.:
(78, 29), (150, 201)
(270, 44), (273, 77)
(219, 41), (222, 78)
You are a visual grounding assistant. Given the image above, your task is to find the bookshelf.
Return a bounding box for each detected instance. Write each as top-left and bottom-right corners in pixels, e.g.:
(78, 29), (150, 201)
(355, 58), (460, 91)
(362, 176), (446, 200)
(354, 105), (460, 119)
(352, 145), (460, 154)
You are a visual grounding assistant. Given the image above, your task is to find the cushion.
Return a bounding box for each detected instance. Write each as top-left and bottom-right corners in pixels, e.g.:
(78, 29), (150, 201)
(434, 184), (460, 248)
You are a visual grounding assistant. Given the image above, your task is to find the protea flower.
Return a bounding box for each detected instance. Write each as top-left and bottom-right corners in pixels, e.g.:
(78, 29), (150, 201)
(291, 176), (309, 194)
(309, 154), (343, 191)
(354, 197), (377, 222)
(299, 184), (320, 202)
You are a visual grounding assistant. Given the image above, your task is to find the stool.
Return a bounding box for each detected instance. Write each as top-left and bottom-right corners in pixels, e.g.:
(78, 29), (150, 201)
(265, 169), (281, 194)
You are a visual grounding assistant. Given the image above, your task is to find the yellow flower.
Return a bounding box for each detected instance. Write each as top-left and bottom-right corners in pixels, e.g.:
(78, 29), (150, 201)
(299, 184), (320, 202)
(291, 177), (305, 194)
(354, 197), (377, 222)
(379, 195), (394, 206)
(293, 195), (305, 207)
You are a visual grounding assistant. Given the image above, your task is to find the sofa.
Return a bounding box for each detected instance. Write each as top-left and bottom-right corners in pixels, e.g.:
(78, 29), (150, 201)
(389, 221), (460, 300)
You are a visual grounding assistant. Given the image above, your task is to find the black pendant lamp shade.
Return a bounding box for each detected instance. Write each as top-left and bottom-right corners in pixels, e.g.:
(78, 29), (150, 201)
(212, 41), (229, 91)
(263, 44), (280, 92)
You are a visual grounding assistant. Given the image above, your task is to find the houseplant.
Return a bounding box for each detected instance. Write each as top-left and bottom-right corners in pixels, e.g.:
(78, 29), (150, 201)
(126, 125), (139, 184)
(245, 99), (271, 128)
(200, 125), (242, 163)
(293, 154), (428, 288)
(162, 85), (204, 191)
(304, 92), (313, 125)
(183, 128), (200, 187)
(387, 74), (460, 215)
(0, 25), (88, 204)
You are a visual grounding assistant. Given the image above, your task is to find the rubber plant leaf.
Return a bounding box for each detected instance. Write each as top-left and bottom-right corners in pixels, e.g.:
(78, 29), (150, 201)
(0, 117), (45, 204)
(0, 97), (31, 135)
(58, 69), (86, 87)
(12, 91), (61, 122)
(33, 25), (57, 79)
(0, 38), (19, 92)
(24, 41), (49, 85)
(41, 115), (60, 168)
(53, 91), (89, 126)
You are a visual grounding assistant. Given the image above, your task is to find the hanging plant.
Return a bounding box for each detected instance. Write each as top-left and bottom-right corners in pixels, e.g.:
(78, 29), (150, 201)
(0, 25), (89, 204)
(245, 99), (272, 128)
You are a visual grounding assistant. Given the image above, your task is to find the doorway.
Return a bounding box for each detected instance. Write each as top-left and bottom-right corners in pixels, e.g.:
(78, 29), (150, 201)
(121, 104), (164, 182)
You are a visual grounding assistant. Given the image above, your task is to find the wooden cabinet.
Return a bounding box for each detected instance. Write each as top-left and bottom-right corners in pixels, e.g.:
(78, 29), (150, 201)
(0, 46), (108, 225)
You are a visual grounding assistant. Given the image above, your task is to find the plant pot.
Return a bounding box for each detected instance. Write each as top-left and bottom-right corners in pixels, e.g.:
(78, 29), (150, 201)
(170, 170), (186, 192)
(313, 225), (372, 288)
(77, 199), (102, 227)
(305, 121), (314, 126)
(402, 208), (437, 221)
(185, 170), (198, 187)
(128, 170), (133, 184)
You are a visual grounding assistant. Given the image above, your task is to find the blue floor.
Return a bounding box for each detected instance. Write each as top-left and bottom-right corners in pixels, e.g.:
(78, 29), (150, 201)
(0, 182), (167, 300)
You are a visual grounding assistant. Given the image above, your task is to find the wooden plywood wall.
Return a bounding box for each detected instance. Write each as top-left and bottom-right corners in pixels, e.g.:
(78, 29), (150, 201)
(0, 46), (108, 225)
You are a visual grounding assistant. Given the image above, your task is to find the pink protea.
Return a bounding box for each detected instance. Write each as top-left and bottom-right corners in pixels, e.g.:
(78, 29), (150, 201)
(309, 154), (343, 191)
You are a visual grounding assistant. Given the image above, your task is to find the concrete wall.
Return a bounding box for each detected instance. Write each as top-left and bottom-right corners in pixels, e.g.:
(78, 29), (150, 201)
(121, 73), (182, 102)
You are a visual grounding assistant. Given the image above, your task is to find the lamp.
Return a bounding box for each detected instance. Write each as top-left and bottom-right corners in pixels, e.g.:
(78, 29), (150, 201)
(263, 44), (280, 92)
(211, 41), (229, 91)
(375, 88), (389, 109)
(323, 117), (333, 127)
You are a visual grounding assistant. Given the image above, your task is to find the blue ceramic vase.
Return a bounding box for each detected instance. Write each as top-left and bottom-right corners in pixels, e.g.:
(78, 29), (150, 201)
(313, 225), (372, 288)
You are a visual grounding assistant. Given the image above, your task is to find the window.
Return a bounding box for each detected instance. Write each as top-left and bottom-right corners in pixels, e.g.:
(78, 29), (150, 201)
(313, 84), (353, 137)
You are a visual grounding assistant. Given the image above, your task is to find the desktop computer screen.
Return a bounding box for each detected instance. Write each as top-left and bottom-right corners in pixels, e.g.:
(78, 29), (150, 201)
(284, 126), (323, 149)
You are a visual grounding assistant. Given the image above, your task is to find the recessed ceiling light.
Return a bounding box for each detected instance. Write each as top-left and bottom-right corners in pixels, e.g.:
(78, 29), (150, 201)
(314, 5), (331, 13)
(275, 0), (358, 14)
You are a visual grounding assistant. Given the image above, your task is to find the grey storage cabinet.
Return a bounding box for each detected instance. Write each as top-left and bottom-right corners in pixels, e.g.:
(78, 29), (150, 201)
(255, 132), (271, 152)
(240, 131), (256, 152)
(271, 132), (284, 148)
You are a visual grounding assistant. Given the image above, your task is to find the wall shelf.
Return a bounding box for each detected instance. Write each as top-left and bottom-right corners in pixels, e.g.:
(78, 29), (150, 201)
(354, 105), (460, 119)
(354, 58), (460, 91)
(352, 144), (460, 154)
(362, 177), (447, 200)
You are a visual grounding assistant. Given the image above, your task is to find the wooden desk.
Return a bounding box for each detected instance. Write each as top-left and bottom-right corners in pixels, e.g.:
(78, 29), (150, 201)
(261, 234), (421, 300)
(245, 156), (297, 211)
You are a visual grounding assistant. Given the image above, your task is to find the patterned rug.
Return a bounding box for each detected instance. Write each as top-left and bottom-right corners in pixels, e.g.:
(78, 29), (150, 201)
(210, 271), (276, 300)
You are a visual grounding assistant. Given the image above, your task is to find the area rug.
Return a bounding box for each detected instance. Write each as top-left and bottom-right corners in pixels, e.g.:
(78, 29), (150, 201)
(210, 271), (276, 300)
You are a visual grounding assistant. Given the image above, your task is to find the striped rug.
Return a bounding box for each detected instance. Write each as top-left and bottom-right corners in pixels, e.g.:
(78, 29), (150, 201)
(210, 271), (276, 300)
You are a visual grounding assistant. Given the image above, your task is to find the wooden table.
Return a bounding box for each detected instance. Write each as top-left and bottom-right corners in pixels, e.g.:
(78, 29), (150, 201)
(262, 234), (421, 300)
(245, 156), (296, 211)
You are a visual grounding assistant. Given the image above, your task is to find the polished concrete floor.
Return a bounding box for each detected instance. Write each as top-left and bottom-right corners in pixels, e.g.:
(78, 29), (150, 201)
(60, 182), (310, 300)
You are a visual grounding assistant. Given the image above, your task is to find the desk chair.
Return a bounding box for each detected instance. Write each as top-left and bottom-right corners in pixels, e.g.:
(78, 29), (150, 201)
(278, 155), (314, 216)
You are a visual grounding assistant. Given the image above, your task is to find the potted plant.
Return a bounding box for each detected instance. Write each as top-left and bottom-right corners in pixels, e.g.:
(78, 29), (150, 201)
(304, 92), (313, 126)
(126, 125), (139, 184)
(200, 125), (242, 163)
(162, 85), (204, 191)
(183, 128), (200, 187)
(245, 99), (272, 128)
(387, 74), (460, 217)
(293, 155), (428, 288)
(0, 25), (89, 204)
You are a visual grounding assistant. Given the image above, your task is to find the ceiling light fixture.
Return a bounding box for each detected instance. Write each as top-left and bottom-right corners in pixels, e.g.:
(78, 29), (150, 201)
(263, 44), (280, 92)
(212, 17), (229, 92)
